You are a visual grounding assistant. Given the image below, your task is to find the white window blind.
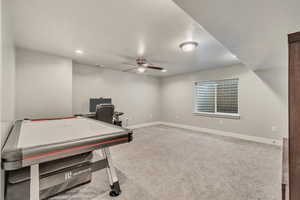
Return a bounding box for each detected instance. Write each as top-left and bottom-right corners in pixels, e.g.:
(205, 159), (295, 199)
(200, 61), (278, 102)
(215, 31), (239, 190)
(194, 79), (238, 115)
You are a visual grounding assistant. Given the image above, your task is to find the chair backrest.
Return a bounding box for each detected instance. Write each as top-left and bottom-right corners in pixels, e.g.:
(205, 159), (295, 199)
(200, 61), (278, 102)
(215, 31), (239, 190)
(95, 104), (115, 124)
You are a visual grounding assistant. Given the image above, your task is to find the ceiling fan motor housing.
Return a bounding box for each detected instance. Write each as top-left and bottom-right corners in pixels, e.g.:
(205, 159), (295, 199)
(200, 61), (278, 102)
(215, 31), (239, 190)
(136, 57), (147, 66)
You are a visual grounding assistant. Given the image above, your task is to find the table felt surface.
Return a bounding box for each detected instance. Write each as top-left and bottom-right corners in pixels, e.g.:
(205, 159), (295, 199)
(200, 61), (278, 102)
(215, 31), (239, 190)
(17, 117), (124, 149)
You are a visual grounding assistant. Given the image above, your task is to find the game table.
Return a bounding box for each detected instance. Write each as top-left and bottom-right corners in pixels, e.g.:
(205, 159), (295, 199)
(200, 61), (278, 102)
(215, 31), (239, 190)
(1, 116), (133, 200)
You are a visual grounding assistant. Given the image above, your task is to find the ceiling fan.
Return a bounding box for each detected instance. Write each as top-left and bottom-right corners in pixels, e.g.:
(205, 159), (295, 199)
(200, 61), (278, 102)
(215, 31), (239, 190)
(122, 57), (167, 73)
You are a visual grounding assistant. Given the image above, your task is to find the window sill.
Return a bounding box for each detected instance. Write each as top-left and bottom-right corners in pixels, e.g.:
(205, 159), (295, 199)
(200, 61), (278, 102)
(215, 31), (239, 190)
(193, 112), (240, 119)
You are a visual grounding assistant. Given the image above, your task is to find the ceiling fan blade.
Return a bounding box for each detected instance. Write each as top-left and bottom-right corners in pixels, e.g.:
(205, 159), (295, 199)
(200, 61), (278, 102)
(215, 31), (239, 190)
(122, 63), (138, 67)
(122, 65), (139, 72)
(147, 65), (164, 70)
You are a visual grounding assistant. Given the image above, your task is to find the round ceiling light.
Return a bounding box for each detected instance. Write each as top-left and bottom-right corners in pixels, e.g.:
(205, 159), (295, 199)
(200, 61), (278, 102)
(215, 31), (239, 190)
(179, 41), (198, 52)
(161, 69), (167, 73)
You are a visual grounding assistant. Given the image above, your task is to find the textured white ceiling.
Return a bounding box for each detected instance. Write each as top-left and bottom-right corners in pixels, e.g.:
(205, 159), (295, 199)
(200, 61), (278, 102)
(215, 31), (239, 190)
(8, 0), (241, 76)
(173, 0), (300, 70)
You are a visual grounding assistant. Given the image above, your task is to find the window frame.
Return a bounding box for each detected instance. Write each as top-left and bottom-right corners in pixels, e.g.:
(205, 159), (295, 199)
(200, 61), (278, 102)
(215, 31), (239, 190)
(193, 79), (240, 119)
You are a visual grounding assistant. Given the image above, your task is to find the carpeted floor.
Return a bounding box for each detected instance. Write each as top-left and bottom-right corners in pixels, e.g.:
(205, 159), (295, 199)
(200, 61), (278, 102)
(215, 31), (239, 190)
(50, 125), (281, 200)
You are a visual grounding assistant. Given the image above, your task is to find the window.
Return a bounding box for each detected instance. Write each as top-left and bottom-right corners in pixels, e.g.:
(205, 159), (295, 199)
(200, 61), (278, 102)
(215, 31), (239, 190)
(194, 79), (239, 118)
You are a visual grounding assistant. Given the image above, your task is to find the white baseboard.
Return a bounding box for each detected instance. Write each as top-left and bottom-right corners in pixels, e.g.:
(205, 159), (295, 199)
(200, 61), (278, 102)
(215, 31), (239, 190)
(127, 121), (161, 129)
(125, 121), (282, 146)
(159, 122), (282, 146)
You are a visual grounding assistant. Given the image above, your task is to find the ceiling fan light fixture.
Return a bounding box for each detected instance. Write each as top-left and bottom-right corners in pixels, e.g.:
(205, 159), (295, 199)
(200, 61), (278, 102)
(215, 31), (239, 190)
(161, 69), (167, 72)
(137, 67), (146, 73)
(75, 49), (84, 55)
(179, 41), (198, 52)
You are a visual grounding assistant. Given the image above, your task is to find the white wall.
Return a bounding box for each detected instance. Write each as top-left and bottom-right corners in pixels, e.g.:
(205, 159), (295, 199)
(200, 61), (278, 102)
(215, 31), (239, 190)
(1, 0), (15, 145)
(1, 0), (2, 145)
(160, 64), (288, 140)
(1, 0), (16, 198)
(73, 63), (161, 126)
(15, 48), (73, 119)
(14, 49), (288, 140)
(14, 49), (161, 125)
(0, 0), (3, 198)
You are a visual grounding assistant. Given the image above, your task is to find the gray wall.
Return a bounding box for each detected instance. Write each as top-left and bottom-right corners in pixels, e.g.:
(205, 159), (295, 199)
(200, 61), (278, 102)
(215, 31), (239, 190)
(160, 64), (288, 140)
(15, 48), (73, 119)
(72, 63), (161, 126)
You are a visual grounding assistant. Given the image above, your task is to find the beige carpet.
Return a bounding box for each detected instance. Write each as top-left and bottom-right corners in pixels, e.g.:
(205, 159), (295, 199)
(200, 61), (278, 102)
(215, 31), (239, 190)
(50, 125), (281, 200)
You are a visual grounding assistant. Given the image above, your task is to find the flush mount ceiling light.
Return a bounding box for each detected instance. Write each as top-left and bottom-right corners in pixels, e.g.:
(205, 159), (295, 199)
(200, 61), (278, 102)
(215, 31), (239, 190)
(161, 69), (167, 73)
(179, 41), (198, 52)
(75, 49), (84, 55)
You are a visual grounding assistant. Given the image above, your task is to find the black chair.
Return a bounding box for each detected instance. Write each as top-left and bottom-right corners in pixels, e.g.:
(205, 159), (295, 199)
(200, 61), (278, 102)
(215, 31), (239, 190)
(95, 104), (114, 124)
